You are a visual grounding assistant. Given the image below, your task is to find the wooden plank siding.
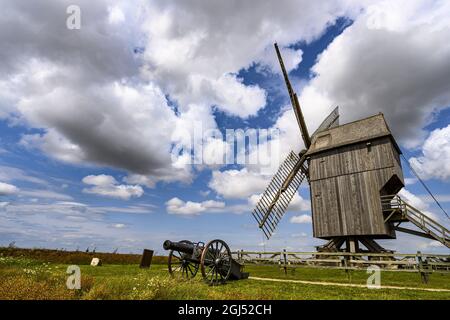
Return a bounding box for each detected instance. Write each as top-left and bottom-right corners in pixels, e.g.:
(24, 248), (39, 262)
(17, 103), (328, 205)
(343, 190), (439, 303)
(309, 136), (403, 239)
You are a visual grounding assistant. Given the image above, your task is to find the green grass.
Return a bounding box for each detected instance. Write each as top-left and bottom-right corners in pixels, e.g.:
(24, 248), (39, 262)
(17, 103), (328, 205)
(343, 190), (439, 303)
(1, 256), (449, 300)
(0, 247), (168, 265)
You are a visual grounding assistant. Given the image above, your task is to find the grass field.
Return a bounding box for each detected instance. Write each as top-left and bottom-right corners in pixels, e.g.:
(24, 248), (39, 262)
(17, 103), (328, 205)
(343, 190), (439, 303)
(1, 254), (449, 300)
(0, 247), (168, 265)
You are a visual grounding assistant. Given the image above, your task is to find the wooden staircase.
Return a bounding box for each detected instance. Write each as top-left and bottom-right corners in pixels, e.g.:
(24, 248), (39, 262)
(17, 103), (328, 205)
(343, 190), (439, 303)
(381, 195), (450, 248)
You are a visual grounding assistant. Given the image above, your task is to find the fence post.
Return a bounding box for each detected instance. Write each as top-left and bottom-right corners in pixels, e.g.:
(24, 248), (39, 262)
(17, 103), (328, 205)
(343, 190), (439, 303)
(417, 251), (429, 284)
(283, 249), (288, 275)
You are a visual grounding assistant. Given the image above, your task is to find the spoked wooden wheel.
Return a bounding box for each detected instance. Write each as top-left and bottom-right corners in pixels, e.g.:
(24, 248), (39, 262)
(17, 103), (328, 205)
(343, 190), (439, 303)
(200, 239), (232, 285)
(168, 240), (199, 279)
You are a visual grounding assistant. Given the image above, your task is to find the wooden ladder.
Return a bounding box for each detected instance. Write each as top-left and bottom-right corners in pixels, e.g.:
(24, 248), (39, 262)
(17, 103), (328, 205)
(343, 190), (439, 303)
(381, 195), (450, 248)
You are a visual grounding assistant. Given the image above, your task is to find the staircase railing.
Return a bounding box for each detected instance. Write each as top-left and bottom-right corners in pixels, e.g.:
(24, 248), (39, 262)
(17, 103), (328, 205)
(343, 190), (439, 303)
(381, 195), (449, 247)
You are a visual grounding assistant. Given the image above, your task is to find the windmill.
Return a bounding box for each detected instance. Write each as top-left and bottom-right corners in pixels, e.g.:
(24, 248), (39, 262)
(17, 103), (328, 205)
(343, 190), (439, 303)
(251, 43), (449, 253)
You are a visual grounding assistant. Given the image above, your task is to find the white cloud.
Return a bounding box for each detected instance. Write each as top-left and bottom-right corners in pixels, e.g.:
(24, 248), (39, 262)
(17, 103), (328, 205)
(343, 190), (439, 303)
(173, 73), (267, 118)
(421, 194), (450, 204)
(291, 232), (308, 238)
(0, 165), (47, 185)
(91, 205), (154, 214)
(287, 193), (311, 212)
(83, 175), (117, 187)
(201, 137), (232, 167)
(0, 1), (191, 186)
(0, 182), (19, 195)
(409, 124), (450, 181)
(297, 0), (450, 148)
(138, 0), (371, 120)
(248, 192), (310, 212)
(108, 5), (125, 24)
(18, 80), (186, 179)
(19, 189), (72, 201)
(0, 199), (159, 253)
(290, 214), (312, 224)
(425, 240), (444, 248)
(166, 197), (225, 216)
(0, 0), (369, 187)
(0, 202), (9, 209)
(398, 189), (439, 222)
(3, 0), (449, 190)
(209, 168), (269, 199)
(258, 47), (303, 74)
(113, 223), (126, 229)
(404, 178), (418, 186)
(82, 174), (144, 200)
(199, 190), (211, 197)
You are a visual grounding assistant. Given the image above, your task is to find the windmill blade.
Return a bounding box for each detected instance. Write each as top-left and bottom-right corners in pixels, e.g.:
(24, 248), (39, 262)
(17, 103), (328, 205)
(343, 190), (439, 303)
(274, 43), (311, 148)
(252, 151), (308, 239)
(312, 106), (340, 138)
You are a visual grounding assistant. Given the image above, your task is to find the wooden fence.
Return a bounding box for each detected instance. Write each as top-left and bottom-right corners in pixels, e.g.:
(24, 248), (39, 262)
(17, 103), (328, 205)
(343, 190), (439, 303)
(231, 250), (450, 276)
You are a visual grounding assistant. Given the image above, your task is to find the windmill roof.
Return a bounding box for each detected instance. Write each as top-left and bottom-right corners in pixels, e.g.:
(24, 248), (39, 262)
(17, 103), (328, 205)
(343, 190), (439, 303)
(306, 113), (401, 155)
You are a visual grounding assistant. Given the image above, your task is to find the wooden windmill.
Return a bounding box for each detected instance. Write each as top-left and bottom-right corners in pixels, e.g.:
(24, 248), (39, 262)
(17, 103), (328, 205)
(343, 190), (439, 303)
(251, 44), (449, 253)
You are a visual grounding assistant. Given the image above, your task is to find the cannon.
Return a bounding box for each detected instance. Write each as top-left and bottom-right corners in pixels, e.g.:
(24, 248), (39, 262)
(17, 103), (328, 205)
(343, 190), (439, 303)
(163, 239), (248, 285)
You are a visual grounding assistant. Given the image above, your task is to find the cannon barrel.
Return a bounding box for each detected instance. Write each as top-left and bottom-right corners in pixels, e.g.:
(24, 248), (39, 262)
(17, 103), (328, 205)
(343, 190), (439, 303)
(163, 240), (195, 255)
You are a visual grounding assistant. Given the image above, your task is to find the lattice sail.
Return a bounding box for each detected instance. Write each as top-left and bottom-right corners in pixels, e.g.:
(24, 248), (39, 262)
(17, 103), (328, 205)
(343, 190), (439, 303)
(252, 151), (308, 239)
(311, 106), (339, 138)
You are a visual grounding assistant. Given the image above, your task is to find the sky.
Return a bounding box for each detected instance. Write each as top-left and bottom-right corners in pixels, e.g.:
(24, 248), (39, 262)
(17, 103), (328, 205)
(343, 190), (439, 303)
(0, 0), (449, 255)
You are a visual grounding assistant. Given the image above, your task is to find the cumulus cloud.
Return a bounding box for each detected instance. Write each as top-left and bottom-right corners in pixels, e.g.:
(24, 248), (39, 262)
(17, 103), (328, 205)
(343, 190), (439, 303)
(82, 174), (144, 200)
(140, 0), (364, 117)
(18, 80), (183, 176)
(248, 192), (310, 212)
(287, 194), (311, 212)
(0, 0), (369, 188)
(0, 182), (19, 195)
(2, 0), (449, 193)
(297, 0), (450, 148)
(166, 197), (225, 216)
(398, 189), (440, 221)
(209, 169), (270, 199)
(108, 5), (126, 24)
(409, 125), (450, 181)
(290, 214), (312, 224)
(258, 47), (303, 75)
(0, 0), (191, 186)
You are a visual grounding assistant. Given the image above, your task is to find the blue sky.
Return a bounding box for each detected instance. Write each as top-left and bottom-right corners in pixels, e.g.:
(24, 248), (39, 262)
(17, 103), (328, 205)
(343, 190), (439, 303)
(0, 0), (449, 254)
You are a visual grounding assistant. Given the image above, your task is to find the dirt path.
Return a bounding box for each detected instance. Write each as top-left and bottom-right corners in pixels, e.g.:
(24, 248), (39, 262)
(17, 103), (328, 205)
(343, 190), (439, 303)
(249, 276), (450, 292)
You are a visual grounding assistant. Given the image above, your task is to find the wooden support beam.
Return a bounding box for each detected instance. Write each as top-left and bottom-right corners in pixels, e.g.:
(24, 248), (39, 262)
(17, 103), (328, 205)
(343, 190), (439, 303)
(394, 226), (436, 240)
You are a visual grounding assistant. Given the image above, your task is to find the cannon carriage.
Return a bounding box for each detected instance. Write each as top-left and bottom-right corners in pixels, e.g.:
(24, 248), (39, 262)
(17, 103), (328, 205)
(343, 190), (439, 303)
(163, 239), (248, 285)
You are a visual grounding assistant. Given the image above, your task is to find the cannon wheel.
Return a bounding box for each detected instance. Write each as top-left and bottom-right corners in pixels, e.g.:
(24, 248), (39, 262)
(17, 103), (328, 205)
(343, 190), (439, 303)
(168, 240), (199, 279)
(200, 239), (232, 285)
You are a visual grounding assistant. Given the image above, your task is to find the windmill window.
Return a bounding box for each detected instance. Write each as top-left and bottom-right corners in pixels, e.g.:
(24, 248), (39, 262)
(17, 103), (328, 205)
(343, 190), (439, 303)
(315, 134), (331, 149)
(366, 142), (372, 152)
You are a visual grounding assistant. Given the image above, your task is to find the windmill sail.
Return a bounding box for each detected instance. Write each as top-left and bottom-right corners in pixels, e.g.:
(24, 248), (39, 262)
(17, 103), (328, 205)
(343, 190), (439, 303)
(312, 106), (339, 137)
(274, 43), (311, 148)
(252, 151), (308, 239)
